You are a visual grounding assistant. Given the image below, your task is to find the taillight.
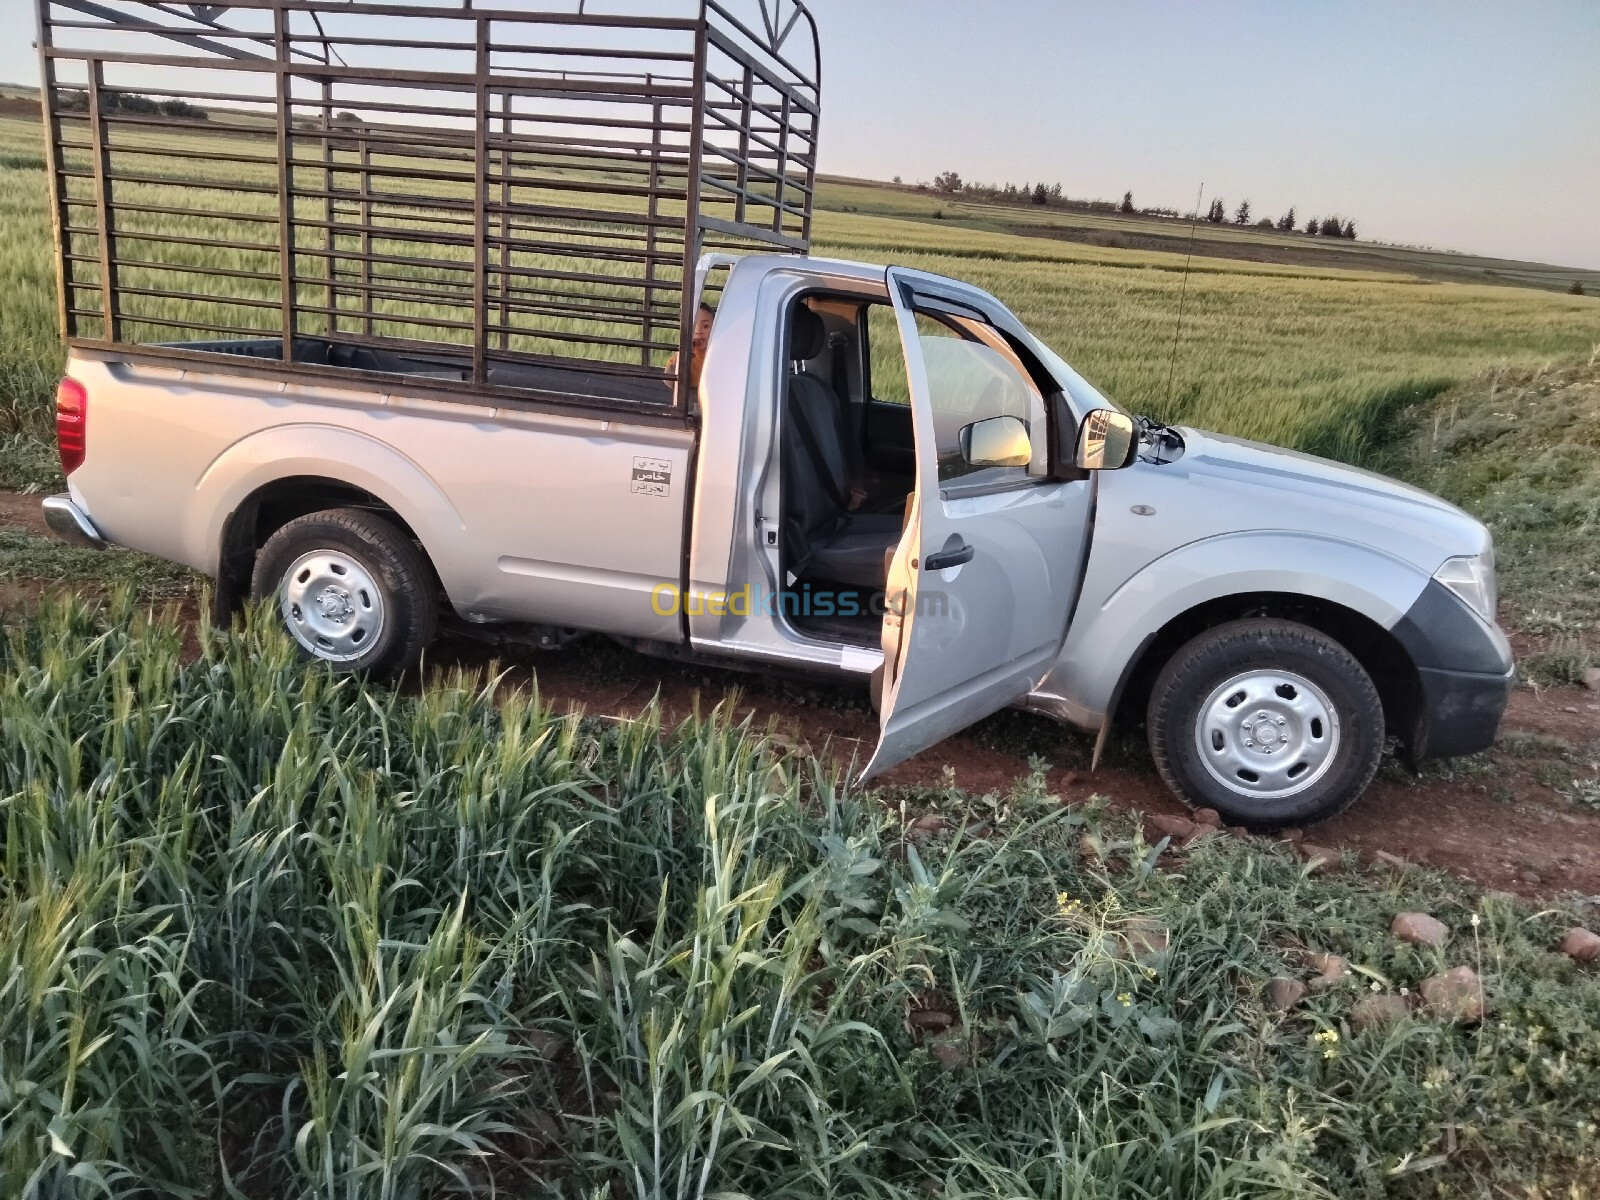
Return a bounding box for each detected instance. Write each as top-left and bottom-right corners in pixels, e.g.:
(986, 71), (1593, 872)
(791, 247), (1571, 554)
(56, 377), (87, 475)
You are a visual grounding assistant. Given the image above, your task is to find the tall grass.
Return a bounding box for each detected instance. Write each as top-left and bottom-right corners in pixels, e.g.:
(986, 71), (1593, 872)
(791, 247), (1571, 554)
(3, 111), (1598, 484)
(1, 593), (1597, 1197)
(1386, 358), (1600, 679)
(828, 209), (1598, 461)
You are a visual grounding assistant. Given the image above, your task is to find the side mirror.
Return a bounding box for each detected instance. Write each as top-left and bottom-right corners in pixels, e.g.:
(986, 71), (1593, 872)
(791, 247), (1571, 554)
(959, 414), (1032, 468)
(1074, 408), (1137, 471)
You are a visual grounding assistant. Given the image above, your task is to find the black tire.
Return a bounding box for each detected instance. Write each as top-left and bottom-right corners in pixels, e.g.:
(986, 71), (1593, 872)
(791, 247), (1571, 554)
(251, 507), (437, 679)
(1146, 619), (1384, 829)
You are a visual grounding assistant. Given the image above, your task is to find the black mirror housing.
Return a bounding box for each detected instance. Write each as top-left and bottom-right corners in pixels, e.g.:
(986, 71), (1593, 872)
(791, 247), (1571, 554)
(1049, 393), (1085, 479)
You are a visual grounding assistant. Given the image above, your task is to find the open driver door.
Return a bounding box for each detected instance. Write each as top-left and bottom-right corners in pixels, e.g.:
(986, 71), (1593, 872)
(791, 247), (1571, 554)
(861, 266), (1111, 780)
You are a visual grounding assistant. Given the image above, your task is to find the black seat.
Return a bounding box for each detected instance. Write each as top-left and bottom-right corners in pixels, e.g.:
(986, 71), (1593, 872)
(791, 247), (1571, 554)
(782, 307), (903, 588)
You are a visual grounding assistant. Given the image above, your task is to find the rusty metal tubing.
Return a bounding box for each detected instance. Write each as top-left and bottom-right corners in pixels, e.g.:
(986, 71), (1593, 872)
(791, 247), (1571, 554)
(37, 0), (820, 412)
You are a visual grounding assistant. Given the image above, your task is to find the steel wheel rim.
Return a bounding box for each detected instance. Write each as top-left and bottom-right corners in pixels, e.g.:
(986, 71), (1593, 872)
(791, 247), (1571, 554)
(1193, 669), (1341, 801)
(279, 549), (385, 664)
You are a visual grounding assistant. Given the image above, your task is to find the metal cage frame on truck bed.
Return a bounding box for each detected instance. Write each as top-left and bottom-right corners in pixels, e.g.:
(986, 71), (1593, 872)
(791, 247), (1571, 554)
(35, 0), (820, 415)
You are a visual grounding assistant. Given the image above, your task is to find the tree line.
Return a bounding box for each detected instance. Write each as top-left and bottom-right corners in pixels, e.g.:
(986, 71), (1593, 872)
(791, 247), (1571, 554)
(904, 172), (1358, 240)
(52, 88), (208, 120)
(916, 172), (1128, 215)
(1191, 196), (1357, 240)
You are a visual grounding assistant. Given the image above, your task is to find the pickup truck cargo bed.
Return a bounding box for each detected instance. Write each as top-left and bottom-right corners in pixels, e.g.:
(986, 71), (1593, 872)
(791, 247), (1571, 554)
(169, 338), (678, 410)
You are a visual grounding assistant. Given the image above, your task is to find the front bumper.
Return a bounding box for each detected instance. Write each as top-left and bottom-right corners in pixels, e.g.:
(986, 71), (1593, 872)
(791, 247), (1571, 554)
(1411, 664), (1515, 760)
(41, 494), (107, 550)
(1391, 578), (1514, 761)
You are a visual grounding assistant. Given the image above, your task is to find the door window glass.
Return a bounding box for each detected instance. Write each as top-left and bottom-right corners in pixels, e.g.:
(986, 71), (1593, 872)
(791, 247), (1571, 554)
(865, 304), (911, 405)
(910, 312), (1048, 485)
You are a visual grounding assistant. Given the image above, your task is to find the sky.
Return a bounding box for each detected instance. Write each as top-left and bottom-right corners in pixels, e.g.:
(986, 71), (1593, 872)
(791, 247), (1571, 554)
(4, 0), (1597, 268)
(801, 0), (1600, 269)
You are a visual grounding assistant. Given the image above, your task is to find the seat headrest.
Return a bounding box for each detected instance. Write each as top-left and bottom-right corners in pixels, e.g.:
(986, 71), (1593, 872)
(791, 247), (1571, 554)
(789, 305), (826, 361)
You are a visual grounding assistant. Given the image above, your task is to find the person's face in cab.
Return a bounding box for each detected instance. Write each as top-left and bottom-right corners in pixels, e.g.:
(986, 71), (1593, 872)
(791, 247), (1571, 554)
(688, 306), (714, 386)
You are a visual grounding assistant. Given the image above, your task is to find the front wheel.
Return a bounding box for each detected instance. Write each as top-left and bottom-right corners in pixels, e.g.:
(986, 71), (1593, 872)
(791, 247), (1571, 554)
(251, 507), (437, 679)
(1146, 619), (1384, 828)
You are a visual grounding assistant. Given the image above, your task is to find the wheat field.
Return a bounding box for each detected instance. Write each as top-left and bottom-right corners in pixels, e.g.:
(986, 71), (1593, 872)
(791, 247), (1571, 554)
(3, 111), (1598, 469)
(0, 593), (1595, 1197)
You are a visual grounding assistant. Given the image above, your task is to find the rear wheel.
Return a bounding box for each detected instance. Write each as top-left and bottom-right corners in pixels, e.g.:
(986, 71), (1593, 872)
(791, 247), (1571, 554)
(1146, 619), (1384, 828)
(251, 507), (437, 679)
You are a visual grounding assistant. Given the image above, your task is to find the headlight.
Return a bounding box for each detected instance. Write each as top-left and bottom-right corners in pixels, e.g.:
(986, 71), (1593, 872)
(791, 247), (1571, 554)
(1434, 551), (1497, 624)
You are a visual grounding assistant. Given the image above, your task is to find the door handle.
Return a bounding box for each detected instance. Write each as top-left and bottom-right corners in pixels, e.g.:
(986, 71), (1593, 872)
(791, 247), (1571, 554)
(923, 542), (974, 572)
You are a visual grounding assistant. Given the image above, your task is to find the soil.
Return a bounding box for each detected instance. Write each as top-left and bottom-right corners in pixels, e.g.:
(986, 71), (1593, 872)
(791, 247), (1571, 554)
(4, 490), (1598, 900)
(426, 633), (1600, 900)
(0, 491), (50, 537)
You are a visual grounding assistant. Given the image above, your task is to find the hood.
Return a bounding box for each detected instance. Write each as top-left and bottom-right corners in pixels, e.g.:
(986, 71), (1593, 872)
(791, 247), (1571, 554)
(1087, 424), (1491, 587)
(1168, 426), (1491, 565)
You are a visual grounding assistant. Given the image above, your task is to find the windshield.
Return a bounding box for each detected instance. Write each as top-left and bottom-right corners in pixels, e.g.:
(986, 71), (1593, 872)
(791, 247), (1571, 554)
(1022, 334), (1129, 420)
(882, 265), (1130, 421)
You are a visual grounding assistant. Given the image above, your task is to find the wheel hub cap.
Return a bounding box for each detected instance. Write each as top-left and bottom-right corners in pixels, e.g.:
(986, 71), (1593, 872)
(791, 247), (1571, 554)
(1194, 670), (1340, 801)
(280, 550), (385, 664)
(317, 586), (354, 622)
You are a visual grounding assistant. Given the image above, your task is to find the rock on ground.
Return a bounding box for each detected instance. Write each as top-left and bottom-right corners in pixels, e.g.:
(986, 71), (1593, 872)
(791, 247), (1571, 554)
(1308, 952), (1349, 990)
(1267, 977), (1308, 1011)
(1370, 850), (1417, 873)
(928, 1028), (974, 1071)
(1119, 916), (1170, 961)
(1559, 927), (1600, 963)
(1146, 813), (1199, 844)
(1299, 844), (1340, 873)
(1420, 966), (1484, 1024)
(1392, 912), (1450, 948)
(1351, 992), (1410, 1032)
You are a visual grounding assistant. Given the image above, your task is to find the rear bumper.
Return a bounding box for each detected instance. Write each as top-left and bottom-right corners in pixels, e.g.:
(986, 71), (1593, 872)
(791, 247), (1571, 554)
(41, 494), (107, 551)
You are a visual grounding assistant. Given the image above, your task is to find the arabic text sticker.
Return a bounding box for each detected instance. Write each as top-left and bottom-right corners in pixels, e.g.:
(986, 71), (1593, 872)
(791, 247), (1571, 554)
(631, 456), (672, 497)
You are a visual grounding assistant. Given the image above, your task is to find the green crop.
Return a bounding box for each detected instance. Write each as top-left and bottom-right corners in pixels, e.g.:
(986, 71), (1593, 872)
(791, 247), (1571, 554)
(0, 593), (1597, 1197)
(3, 111), (1597, 493)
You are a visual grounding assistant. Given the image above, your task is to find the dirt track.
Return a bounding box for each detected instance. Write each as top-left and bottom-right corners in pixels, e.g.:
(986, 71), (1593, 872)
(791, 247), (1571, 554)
(443, 637), (1600, 899)
(4, 490), (1598, 899)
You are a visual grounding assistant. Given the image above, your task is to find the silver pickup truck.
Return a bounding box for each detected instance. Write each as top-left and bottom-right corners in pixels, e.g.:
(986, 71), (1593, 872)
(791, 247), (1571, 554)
(45, 252), (1513, 827)
(35, 0), (1512, 828)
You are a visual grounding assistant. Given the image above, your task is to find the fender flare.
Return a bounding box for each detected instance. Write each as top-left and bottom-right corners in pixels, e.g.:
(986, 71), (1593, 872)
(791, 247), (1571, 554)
(1043, 531), (1433, 732)
(187, 423), (469, 592)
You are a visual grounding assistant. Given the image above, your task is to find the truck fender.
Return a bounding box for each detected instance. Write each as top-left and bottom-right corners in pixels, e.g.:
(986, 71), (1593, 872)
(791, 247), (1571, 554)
(1039, 531), (1433, 735)
(188, 423), (469, 592)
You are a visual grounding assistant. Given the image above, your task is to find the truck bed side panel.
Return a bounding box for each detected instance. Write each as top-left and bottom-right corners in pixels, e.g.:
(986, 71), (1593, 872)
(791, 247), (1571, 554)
(66, 355), (692, 641)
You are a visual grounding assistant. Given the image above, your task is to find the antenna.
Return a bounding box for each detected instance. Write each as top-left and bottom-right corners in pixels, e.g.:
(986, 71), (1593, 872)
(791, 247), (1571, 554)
(1162, 182), (1205, 409)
